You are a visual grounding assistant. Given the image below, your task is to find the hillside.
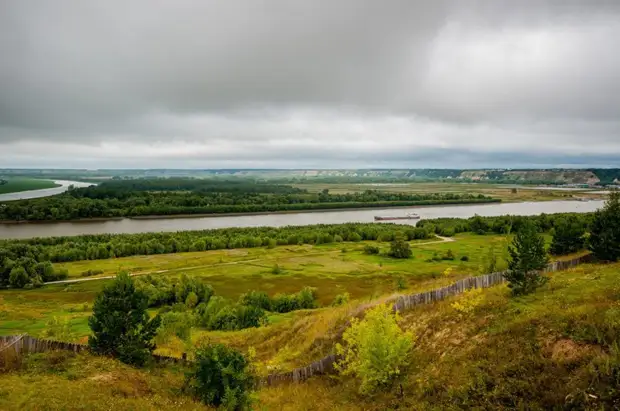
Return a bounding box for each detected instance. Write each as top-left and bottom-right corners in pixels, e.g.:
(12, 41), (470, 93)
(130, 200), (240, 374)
(3, 168), (620, 185)
(2, 261), (620, 410)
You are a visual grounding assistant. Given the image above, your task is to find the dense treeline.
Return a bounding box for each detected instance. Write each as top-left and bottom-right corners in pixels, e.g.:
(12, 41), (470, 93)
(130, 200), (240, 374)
(0, 178), (498, 221)
(417, 212), (594, 237)
(0, 252), (67, 288)
(70, 177), (306, 197)
(1, 223), (435, 262)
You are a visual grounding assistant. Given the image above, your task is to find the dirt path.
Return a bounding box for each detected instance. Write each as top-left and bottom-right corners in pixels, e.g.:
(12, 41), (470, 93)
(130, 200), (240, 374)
(45, 235), (456, 285)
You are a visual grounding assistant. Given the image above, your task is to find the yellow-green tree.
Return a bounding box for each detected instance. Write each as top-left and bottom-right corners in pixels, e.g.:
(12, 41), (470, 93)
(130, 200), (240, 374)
(336, 304), (414, 394)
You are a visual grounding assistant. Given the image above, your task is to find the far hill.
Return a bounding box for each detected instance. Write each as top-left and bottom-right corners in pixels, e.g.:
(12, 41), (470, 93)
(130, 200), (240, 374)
(2, 168), (620, 185)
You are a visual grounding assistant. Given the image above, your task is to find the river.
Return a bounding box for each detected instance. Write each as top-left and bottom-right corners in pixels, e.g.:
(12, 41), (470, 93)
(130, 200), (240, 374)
(0, 200), (604, 240)
(0, 180), (93, 202)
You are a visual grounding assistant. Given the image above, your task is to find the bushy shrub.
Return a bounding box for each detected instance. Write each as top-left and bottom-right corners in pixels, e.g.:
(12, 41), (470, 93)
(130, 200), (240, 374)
(363, 245), (380, 255)
(156, 311), (194, 344)
(331, 292), (350, 306)
(41, 316), (74, 341)
(442, 249), (456, 260)
(239, 291), (272, 311)
(395, 276), (407, 291)
(271, 287), (318, 313)
(549, 217), (586, 255)
(135, 274), (213, 308)
(451, 287), (484, 315)
(348, 232), (362, 242)
(80, 269), (104, 277)
(185, 343), (255, 409)
(460, 255), (469, 262)
(389, 235), (412, 259)
(9, 266), (29, 288)
(336, 304), (414, 394)
(196, 296), (267, 331)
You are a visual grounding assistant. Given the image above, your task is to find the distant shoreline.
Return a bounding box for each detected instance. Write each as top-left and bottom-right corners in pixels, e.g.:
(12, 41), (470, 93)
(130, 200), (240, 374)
(0, 199), (502, 225)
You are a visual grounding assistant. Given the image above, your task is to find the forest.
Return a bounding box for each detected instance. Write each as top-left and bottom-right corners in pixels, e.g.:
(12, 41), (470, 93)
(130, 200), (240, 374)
(0, 178), (498, 221)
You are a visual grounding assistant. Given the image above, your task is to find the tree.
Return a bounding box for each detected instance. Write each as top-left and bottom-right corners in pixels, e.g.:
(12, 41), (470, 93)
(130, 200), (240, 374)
(336, 304), (413, 394)
(389, 234), (412, 259)
(589, 191), (620, 261)
(504, 220), (549, 295)
(88, 272), (161, 366)
(9, 266), (29, 288)
(549, 217), (586, 255)
(185, 342), (255, 410)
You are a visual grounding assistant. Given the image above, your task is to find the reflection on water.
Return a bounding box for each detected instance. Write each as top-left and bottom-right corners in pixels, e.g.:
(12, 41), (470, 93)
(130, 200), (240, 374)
(0, 200), (604, 240)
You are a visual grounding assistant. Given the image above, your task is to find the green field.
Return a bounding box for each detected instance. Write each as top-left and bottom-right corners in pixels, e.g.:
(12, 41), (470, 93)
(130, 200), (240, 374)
(1, 232), (588, 371)
(295, 181), (606, 202)
(2, 260), (619, 410)
(0, 177), (60, 194)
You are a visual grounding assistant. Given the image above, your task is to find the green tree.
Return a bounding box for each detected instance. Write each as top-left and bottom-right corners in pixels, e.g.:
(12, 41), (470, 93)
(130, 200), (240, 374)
(336, 304), (413, 394)
(504, 221), (549, 295)
(9, 266), (29, 288)
(549, 217), (586, 255)
(589, 191), (620, 261)
(185, 342), (255, 410)
(389, 234), (412, 259)
(88, 272), (161, 366)
(185, 291), (199, 309)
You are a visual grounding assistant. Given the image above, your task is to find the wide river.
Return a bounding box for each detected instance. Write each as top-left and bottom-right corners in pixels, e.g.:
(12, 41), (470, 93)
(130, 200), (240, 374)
(0, 200), (604, 240)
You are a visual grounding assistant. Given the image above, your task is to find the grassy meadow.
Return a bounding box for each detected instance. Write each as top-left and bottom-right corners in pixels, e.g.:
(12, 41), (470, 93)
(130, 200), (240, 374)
(295, 181), (605, 202)
(1, 232), (589, 373)
(2, 261), (620, 410)
(0, 177), (60, 194)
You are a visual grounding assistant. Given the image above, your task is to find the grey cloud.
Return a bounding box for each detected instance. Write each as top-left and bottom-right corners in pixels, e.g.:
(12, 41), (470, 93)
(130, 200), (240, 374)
(1, 0), (620, 167)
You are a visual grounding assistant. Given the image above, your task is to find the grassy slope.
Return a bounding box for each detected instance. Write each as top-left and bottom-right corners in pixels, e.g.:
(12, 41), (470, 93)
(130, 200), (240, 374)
(0, 352), (208, 411)
(0, 178), (60, 194)
(0, 235), (507, 341)
(259, 262), (620, 410)
(2, 262), (619, 410)
(1, 234), (587, 374)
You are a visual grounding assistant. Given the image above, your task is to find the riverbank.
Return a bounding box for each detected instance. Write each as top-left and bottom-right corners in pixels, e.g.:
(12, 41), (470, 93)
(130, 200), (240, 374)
(0, 178), (60, 195)
(0, 204), (466, 225)
(0, 179), (93, 202)
(0, 199), (604, 240)
(0, 198), (501, 224)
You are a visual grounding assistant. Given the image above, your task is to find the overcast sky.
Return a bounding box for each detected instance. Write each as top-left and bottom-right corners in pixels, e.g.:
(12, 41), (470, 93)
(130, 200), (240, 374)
(1, 0), (619, 169)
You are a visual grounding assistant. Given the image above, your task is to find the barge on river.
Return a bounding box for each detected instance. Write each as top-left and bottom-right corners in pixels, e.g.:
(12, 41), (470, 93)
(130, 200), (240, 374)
(374, 212), (420, 221)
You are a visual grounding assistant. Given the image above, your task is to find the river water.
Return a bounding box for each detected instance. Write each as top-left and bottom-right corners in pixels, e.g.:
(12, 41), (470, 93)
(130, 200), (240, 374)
(0, 200), (604, 240)
(0, 180), (93, 202)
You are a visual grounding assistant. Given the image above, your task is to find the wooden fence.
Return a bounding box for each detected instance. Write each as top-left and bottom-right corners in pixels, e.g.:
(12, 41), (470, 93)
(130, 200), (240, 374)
(0, 334), (187, 365)
(0, 254), (593, 385)
(263, 253), (593, 384)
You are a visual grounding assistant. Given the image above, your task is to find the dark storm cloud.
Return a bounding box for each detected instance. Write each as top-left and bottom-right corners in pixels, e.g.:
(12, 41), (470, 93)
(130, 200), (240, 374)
(1, 0), (619, 167)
